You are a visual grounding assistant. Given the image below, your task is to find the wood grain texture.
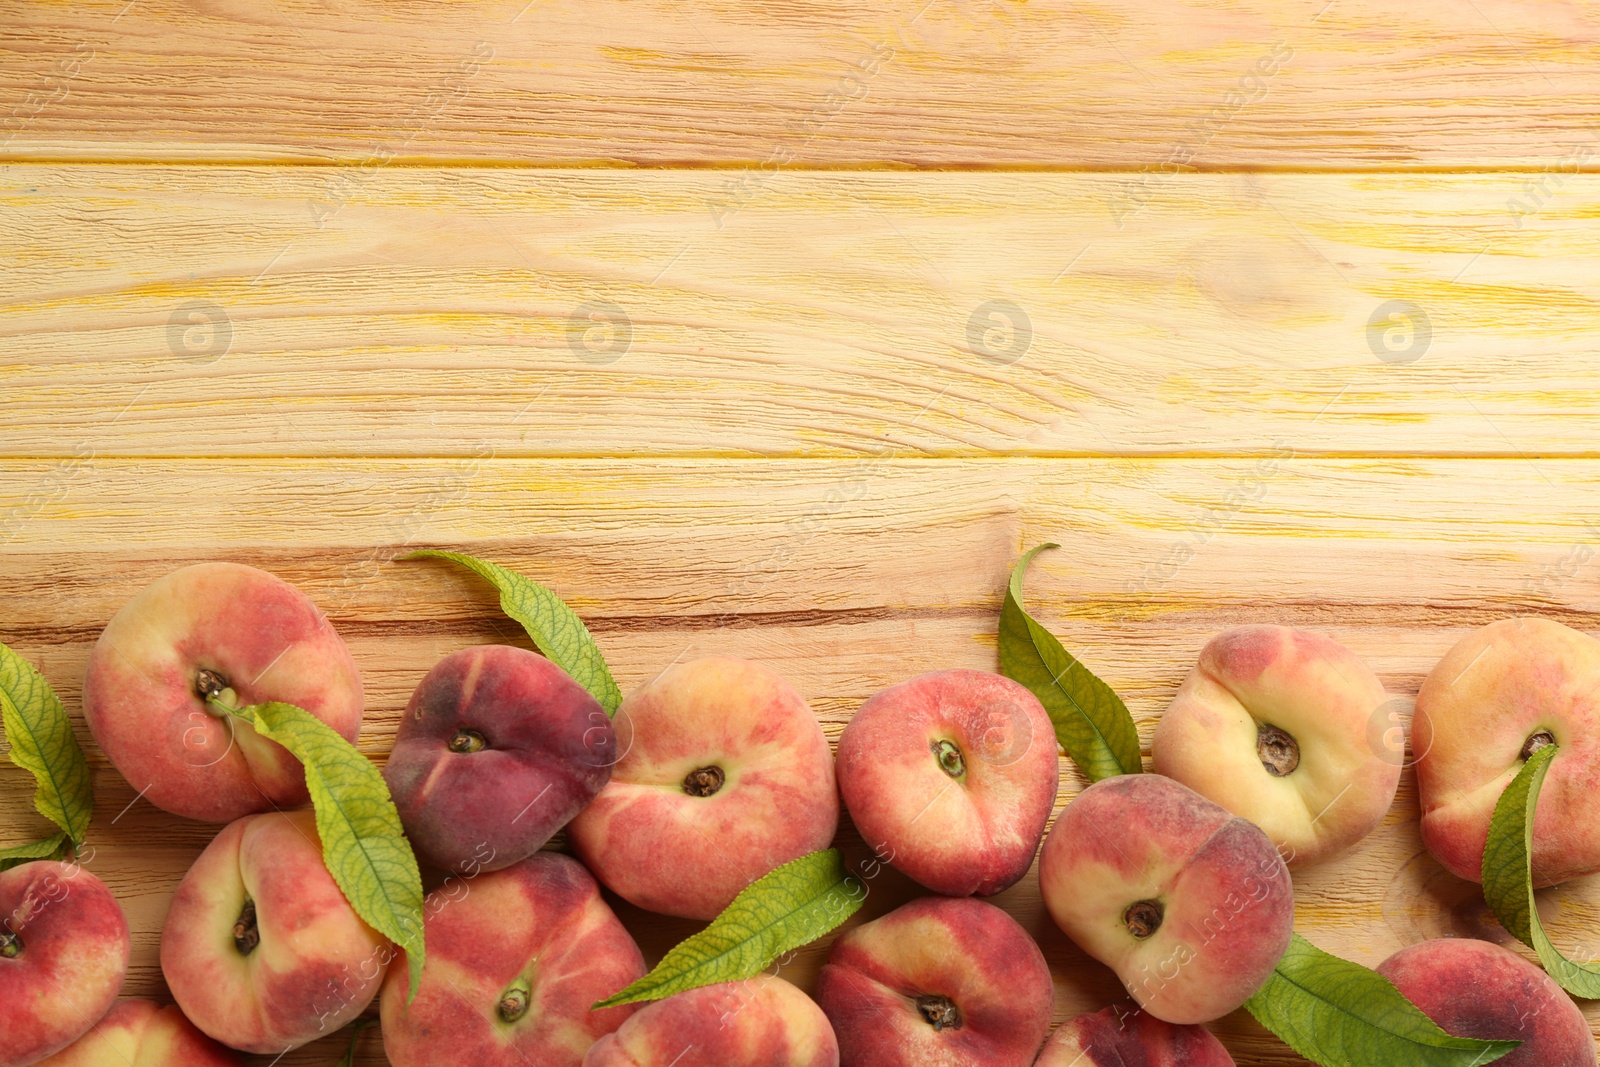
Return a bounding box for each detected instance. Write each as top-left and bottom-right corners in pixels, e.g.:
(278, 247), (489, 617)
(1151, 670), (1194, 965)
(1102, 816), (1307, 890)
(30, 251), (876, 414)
(7, 167), (1600, 461)
(5, 457), (1600, 1064)
(1, 0), (1599, 168)
(6, 1), (1598, 1062)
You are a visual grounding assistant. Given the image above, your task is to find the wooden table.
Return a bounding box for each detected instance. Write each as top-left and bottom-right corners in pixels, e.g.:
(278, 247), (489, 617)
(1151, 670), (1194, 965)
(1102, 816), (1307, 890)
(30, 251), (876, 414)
(4, 2), (1600, 1063)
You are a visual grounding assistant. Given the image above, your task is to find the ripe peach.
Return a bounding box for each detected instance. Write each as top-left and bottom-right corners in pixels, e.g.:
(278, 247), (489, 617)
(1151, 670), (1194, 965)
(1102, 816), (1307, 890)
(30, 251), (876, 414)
(813, 896), (1052, 1067)
(1152, 625), (1398, 869)
(0, 861), (130, 1067)
(568, 656), (838, 920)
(380, 853), (645, 1067)
(583, 976), (838, 1067)
(83, 562), (364, 823)
(1377, 938), (1595, 1066)
(160, 810), (388, 1054)
(1415, 617), (1600, 885)
(34, 999), (241, 1066)
(835, 670), (1058, 897)
(1035, 1007), (1235, 1067)
(384, 645), (614, 874)
(1038, 774), (1293, 1024)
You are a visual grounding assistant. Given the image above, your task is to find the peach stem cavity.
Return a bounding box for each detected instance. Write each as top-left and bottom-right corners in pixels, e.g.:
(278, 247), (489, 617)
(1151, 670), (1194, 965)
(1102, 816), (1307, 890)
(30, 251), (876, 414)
(1256, 723), (1300, 777)
(1123, 899), (1164, 940)
(1522, 730), (1556, 760)
(931, 739), (966, 780)
(233, 898), (260, 957)
(682, 766), (726, 797)
(449, 729), (487, 754)
(497, 983), (531, 1024)
(916, 994), (963, 1031)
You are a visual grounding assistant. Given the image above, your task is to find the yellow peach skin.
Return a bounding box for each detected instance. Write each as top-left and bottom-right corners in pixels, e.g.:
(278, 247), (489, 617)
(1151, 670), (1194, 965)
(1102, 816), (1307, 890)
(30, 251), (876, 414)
(1415, 617), (1600, 886)
(159, 811), (388, 1054)
(1153, 625), (1397, 868)
(34, 999), (241, 1066)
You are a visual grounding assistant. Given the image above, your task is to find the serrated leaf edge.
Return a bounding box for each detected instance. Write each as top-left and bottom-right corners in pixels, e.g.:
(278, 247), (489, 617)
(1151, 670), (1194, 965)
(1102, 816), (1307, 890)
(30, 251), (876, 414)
(0, 644), (94, 843)
(405, 550), (623, 715)
(1000, 543), (1141, 780)
(593, 849), (863, 1010)
(1482, 742), (1600, 997)
(1246, 934), (1521, 1066)
(221, 699), (427, 1001)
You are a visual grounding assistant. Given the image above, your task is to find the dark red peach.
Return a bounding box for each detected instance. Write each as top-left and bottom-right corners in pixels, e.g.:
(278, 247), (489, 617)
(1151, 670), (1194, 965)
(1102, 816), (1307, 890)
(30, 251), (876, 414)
(384, 644), (614, 873)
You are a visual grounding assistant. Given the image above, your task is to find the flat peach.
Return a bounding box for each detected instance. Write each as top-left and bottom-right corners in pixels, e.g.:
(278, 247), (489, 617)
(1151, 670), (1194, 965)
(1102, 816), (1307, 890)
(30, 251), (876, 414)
(160, 811), (388, 1054)
(381, 853), (645, 1067)
(0, 862), (130, 1067)
(569, 656), (838, 920)
(84, 562), (363, 823)
(385, 644), (614, 873)
(1038, 774), (1293, 1024)
(1153, 625), (1397, 868)
(1035, 1006), (1235, 1066)
(814, 896), (1052, 1067)
(35, 999), (241, 1066)
(1416, 617), (1600, 885)
(583, 977), (837, 1067)
(837, 670), (1058, 896)
(1378, 938), (1595, 1066)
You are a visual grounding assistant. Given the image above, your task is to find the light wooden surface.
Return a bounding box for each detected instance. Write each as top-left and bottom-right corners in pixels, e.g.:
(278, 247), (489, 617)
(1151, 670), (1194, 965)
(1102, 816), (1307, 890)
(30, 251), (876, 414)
(2, 0), (1599, 167)
(6, 168), (1600, 460)
(4, 2), (1600, 1065)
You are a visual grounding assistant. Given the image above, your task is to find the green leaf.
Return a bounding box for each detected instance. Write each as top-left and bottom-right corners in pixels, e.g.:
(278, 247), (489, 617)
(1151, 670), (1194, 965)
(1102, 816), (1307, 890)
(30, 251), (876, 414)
(593, 849), (865, 1010)
(336, 1019), (378, 1067)
(998, 543), (1141, 781)
(1482, 742), (1600, 996)
(1245, 933), (1519, 1067)
(222, 699), (426, 1001)
(0, 832), (69, 872)
(406, 550), (622, 715)
(0, 642), (94, 843)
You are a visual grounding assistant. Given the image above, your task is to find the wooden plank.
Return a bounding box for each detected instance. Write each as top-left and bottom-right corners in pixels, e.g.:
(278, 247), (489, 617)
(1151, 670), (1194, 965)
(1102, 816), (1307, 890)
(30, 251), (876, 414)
(4, 457), (1600, 1063)
(1, 0), (1598, 168)
(6, 168), (1600, 460)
